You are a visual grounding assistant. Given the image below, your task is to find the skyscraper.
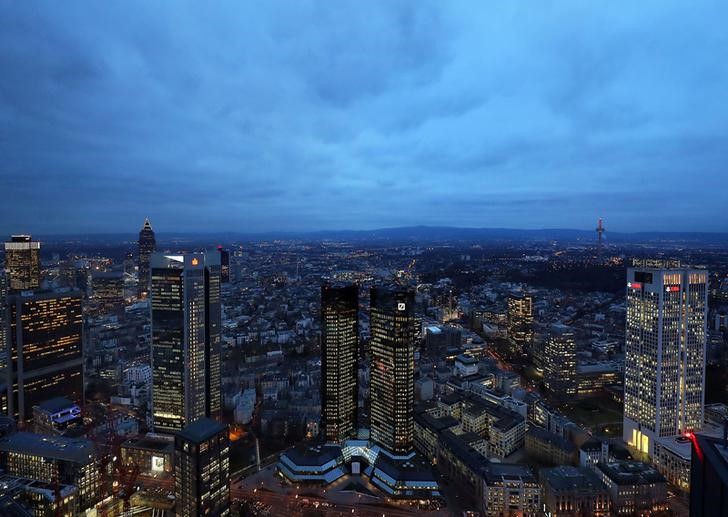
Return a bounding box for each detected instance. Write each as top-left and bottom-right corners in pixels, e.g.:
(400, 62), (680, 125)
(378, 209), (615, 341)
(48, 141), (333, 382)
(5, 290), (84, 425)
(175, 417), (230, 516)
(137, 219), (156, 298)
(369, 287), (416, 456)
(689, 432), (728, 517)
(217, 245), (230, 284)
(321, 283), (359, 443)
(623, 261), (708, 455)
(0, 272), (8, 414)
(543, 324), (577, 399)
(507, 293), (533, 352)
(150, 252), (221, 433)
(4, 235), (41, 292)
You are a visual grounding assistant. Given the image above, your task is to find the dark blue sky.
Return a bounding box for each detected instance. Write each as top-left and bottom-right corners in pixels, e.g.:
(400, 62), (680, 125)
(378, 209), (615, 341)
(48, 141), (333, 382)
(1, 2), (727, 235)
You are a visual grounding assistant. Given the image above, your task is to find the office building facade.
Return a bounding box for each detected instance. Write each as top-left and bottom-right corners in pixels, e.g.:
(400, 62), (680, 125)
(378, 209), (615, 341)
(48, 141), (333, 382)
(321, 283), (359, 443)
(507, 293), (533, 351)
(150, 252), (221, 433)
(175, 417), (230, 516)
(369, 287), (417, 456)
(543, 324), (577, 398)
(4, 235), (41, 292)
(6, 290), (84, 425)
(0, 432), (100, 511)
(623, 262), (708, 455)
(0, 272), (7, 414)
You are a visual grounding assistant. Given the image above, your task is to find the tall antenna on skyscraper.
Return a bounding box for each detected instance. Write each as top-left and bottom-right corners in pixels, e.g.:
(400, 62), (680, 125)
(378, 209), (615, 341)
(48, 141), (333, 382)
(596, 218), (605, 259)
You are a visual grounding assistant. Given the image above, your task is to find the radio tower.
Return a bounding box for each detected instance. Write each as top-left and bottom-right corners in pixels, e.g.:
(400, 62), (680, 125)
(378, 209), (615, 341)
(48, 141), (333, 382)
(596, 218), (605, 259)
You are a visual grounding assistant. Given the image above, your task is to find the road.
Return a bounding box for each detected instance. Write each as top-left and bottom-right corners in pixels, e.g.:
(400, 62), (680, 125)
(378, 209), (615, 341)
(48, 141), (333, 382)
(231, 481), (447, 517)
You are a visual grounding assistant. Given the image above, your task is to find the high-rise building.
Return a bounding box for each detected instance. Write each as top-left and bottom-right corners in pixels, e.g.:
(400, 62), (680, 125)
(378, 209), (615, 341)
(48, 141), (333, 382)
(217, 246), (230, 283)
(0, 432), (100, 512)
(321, 283), (359, 443)
(150, 252), (221, 433)
(137, 219), (156, 298)
(689, 432), (728, 517)
(90, 270), (125, 313)
(507, 293), (533, 351)
(4, 235), (41, 292)
(623, 261), (708, 456)
(369, 287), (416, 456)
(543, 324), (577, 398)
(5, 290), (84, 425)
(0, 272), (7, 414)
(175, 417), (230, 517)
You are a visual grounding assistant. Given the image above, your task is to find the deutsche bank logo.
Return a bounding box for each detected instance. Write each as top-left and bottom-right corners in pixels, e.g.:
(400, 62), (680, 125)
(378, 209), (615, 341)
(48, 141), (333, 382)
(397, 302), (406, 311)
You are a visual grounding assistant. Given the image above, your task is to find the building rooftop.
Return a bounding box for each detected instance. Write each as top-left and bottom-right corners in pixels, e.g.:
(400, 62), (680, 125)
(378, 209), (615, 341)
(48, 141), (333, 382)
(122, 434), (174, 453)
(177, 418), (227, 444)
(482, 462), (537, 485)
(655, 434), (693, 460)
(463, 396), (523, 432)
(439, 430), (490, 474)
(596, 461), (666, 486)
(580, 438), (603, 452)
(283, 443), (342, 467)
(694, 433), (728, 488)
(34, 397), (77, 415)
(414, 411), (459, 434)
(374, 452), (437, 483)
(528, 426), (577, 452)
(0, 432), (93, 464)
(540, 466), (607, 492)
(455, 354), (478, 365)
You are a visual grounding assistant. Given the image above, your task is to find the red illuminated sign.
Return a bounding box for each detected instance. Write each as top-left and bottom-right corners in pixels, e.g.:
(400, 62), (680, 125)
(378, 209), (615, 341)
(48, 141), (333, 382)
(628, 282), (642, 289)
(665, 285), (680, 292)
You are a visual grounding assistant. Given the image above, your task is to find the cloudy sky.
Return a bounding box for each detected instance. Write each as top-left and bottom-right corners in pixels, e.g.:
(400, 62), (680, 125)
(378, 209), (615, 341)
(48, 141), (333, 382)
(1, 1), (727, 234)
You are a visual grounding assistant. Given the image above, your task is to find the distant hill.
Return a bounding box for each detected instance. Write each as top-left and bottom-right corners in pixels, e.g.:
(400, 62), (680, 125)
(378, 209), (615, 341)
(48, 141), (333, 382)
(32, 225), (728, 246)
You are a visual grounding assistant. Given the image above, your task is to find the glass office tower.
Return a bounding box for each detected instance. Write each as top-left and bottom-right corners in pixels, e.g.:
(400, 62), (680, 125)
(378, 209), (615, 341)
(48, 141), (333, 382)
(321, 283), (359, 443)
(150, 252), (221, 433)
(369, 287), (416, 456)
(4, 235), (41, 292)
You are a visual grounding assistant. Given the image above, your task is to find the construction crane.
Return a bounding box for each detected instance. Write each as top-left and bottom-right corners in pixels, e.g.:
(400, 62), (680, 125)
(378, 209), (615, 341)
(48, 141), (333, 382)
(393, 258), (417, 286)
(83, 403), (141, 516)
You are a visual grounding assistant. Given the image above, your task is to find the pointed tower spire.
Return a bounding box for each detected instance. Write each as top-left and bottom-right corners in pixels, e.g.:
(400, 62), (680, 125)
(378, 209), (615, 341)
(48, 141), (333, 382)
(142, 218), (153, 231)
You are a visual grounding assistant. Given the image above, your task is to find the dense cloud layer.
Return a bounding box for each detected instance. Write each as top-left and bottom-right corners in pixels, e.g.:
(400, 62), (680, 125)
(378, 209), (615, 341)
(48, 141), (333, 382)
(1, 1), (726, 234)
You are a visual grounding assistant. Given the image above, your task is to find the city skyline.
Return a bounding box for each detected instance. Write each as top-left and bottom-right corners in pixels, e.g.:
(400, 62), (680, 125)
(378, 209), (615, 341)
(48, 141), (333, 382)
(2, 2), (728, 234)
(0, 2), (726, 515)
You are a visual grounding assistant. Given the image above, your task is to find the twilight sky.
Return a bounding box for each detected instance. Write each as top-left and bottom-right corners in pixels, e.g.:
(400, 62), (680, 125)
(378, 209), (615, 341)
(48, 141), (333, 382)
(1, 1), (727, 234)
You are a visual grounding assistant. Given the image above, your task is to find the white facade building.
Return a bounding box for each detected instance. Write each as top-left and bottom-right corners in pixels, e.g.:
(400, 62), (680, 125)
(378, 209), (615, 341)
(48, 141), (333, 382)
(623, 262), (708, 456)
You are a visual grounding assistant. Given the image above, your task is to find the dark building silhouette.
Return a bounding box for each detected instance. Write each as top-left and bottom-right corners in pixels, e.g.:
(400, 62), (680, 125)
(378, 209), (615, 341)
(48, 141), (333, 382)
(150, 252), (221, 433)
(4, 235), (41, 293)
(90, 270), (125, 313)
(369, 286), (416, 455)
(321, 283), (359, 443)
(217, 246), (230, 283)
(6, 290), (84, 426)
(0, 272), (7, 414)
(137, 219), (156, 298)
(175, 417), (230, 516)
(689, 432), (728, 517)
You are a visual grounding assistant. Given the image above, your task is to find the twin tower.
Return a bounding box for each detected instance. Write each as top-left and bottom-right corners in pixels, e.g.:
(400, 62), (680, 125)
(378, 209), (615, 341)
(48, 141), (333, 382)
(321, 283), (417, 456)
